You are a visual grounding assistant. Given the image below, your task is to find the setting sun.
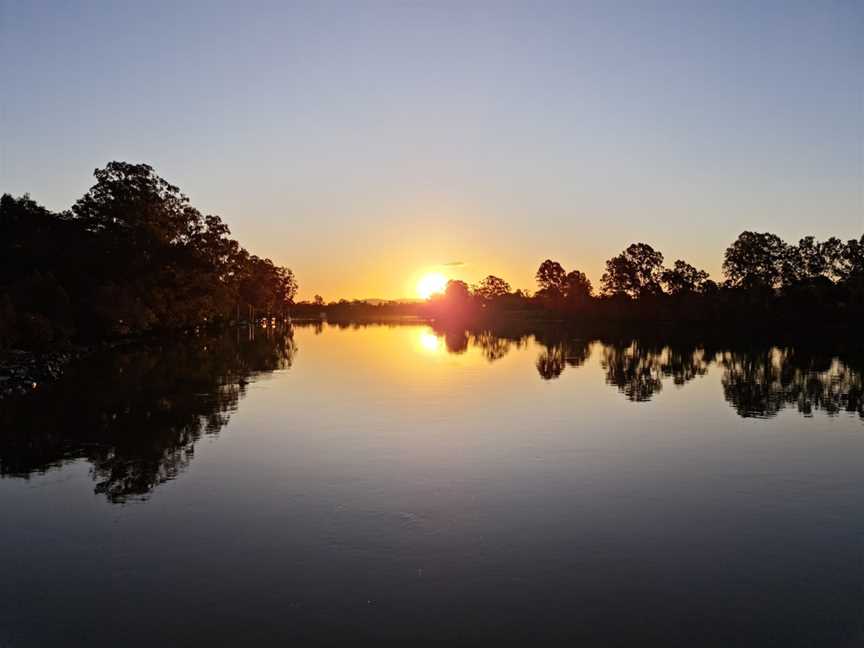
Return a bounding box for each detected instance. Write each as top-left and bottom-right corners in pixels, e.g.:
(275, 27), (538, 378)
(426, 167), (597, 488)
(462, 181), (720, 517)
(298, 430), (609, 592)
(416, 272), (447, 299)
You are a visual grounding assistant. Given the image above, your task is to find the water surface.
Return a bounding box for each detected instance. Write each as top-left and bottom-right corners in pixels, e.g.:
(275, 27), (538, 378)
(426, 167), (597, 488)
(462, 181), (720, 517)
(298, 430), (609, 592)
(2, 323), (863, 646)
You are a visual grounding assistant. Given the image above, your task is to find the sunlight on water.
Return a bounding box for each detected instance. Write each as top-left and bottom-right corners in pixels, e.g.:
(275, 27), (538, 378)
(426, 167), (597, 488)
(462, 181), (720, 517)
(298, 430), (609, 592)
(1, 323), (863, 646)
(418, 329), (443, 353)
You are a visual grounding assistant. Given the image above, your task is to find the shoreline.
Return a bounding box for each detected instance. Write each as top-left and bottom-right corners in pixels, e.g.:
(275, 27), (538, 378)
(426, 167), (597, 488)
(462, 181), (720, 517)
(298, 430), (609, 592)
(3, 316), (861, 401)
(0, 348), (86, 400)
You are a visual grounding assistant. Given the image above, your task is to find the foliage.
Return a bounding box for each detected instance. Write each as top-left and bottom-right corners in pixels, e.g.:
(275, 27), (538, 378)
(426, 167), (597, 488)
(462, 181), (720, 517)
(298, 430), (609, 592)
(564, 270), (593, 301)
(601, 243), (665, 298)
(474, 275), (511, 301)
(722, 231), (787, 290)
(0, 162), (296, 348)
(535, 260), (567, 294)
(661, 260), (710, 295)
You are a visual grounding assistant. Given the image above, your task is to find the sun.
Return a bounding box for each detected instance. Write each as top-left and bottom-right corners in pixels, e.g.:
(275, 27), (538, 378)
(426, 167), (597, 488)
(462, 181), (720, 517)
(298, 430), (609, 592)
(416, 272), (448, 299)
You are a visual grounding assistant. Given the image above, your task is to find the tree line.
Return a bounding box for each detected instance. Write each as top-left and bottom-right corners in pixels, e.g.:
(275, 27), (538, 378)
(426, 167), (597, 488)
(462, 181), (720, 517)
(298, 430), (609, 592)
(1, 162), (297, 349)
(293, 232), (864, 329)
(410, 233), (864, 327)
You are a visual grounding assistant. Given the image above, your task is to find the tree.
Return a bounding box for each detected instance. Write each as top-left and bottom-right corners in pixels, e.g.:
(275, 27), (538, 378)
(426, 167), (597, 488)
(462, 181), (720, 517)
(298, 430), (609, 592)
(563, 269), (593, 301)
(474, 275), (511, 301)
(839, 235), (864, 281)
(313, 295), (324, 306)
(601, 243), (664, 298)
(821, 236), (849, 282)
(0, 162), (298, 347)
(238, 255), (298, 314)
(722, 231), (787, 290)
(535, 260), (567, 294)
(444, 279), (472, 302)
(661, 260), (710, 295)
(779, 236), (844, 287)
(72, 162), (195, 243)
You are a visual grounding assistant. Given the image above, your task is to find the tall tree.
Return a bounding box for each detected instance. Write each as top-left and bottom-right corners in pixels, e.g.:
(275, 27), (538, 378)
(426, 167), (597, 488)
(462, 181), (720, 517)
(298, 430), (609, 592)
(444, 279), (472, 302)
(474, 275), (511, 301)
(0, 162), (298, 347)
(722, 231), (787, 289)
(535, 260), (567, 294)
(661, 260), (710, 295)
(72, 162), (195, 243)
(564, 270), (593, 301)
(601, 243), (665, 298)
(839, 235), (864, 282)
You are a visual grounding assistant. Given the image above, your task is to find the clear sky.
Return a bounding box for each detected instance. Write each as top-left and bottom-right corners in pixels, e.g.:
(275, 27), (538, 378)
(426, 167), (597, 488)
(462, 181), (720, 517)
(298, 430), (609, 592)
(2, 1), (862, 299)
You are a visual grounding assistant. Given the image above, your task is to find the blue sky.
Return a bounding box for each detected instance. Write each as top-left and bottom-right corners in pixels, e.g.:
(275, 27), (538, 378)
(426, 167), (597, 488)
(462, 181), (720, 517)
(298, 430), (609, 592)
(1, 0), (861, 298)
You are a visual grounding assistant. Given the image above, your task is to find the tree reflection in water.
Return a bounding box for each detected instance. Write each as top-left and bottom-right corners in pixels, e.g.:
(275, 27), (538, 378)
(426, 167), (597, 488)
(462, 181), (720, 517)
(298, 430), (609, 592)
(3, 322), (862, 504)
(720, 348), (864, 419)
(420, 321), (863, 420)
(599, 342), (711, 401)
(0, 325), (296, 503)
(536, 339), (591, 380)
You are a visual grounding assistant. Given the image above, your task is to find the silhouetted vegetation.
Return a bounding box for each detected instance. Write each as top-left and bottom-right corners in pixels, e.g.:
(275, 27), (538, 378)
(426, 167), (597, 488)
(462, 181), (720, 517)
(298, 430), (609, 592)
(1, 162), (296, 350)
(5, 162), (862, 351)
(293, 232), (863, 335)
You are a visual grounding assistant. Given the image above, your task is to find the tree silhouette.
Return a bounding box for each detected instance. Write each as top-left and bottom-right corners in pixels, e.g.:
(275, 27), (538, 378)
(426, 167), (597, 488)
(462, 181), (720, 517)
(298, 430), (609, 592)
(601, 243), (665, 298)
(722, 231), (787, 290)
(564, 270), (593, 301)
(839, 235), (864, 281)
(445, 279), (472, 301)
(661, 260), (710, 295)
(536, 260), (567, 294)
(0, 163), (297, 348)
(5, 163), (864, 348)
(474, 275), (511, 301)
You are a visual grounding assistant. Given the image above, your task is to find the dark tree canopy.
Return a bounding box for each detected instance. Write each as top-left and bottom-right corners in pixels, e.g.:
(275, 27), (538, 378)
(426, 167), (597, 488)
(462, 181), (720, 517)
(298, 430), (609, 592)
(564, 270), (593, 301)
(722, 231), (787, 290)
(4, 162), (864, 350)
(536, 260), (567, 294)
(534, 261), (592, 305)
(661, 260), (710, 295)
(474, 275), (511, 301)
(836, 235), (864, 282)
(0, 162), (296, 349)
(444, 279), (472, 301)
(601, 243), (665, 298)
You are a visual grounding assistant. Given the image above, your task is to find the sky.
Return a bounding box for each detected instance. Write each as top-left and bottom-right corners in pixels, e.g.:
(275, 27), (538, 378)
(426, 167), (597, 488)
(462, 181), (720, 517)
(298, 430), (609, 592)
(1, 0), (862, 300)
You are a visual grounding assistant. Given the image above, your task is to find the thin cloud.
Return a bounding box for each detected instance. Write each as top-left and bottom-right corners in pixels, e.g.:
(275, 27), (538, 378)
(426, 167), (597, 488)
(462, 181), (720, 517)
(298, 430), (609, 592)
(440, 261), (465, 267)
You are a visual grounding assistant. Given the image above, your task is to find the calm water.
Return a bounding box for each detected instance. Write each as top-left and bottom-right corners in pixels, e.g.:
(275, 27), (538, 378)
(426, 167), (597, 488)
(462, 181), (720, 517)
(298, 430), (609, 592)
(2, 322), (864, 646)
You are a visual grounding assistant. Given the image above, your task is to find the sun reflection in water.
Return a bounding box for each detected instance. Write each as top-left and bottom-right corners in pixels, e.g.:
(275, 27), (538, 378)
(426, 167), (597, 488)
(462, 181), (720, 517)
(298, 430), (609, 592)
(418, 330), (444, 353)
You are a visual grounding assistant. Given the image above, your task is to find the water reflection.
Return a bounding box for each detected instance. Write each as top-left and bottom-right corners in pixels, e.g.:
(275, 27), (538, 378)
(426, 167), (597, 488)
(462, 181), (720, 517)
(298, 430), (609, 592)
(720, 348), (864, 419)
(536, 338), (592, 380)
(0, 325), (296, 502)
(600, 342), (711, 401)
(418, 330), (444, 353)
(2, 322), (862, 504)
(417, 321), (864, 420)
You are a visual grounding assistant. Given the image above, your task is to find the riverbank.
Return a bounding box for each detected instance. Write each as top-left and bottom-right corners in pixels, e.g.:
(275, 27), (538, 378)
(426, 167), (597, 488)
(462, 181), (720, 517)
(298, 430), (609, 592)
(0, 348), (88, 400)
